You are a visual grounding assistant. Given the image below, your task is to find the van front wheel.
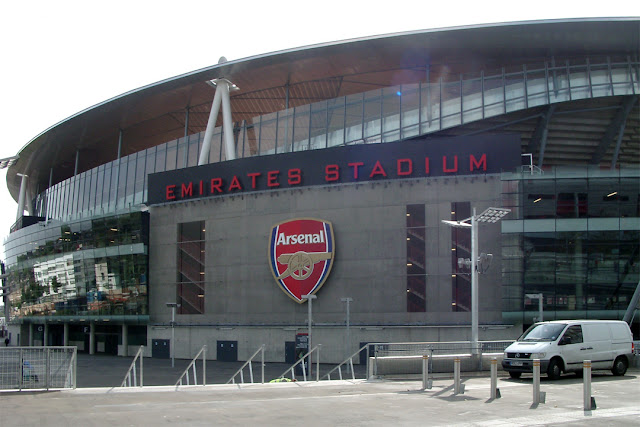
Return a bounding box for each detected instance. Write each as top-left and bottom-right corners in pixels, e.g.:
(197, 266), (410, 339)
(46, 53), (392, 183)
(547, 359), (562, 380)
(611, 357), (628, 376)
(509, 371), (521, 379)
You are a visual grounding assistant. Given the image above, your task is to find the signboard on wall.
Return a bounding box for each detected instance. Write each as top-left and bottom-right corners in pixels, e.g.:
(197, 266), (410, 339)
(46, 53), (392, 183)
(147, 134), (521, 205)
(268, 218), (335, 303)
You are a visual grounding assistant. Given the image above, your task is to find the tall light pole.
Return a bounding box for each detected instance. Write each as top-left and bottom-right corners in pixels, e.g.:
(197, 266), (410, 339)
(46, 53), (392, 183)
(442, 207), (510, 354)
(302, 294), (317, 350)
(340, 297), (353, 359)
(166, 302), (180, 367)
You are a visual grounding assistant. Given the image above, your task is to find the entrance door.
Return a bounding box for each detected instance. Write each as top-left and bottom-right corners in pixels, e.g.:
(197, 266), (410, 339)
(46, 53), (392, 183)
(152, 339), (170, 359)
(217, 341), (238, 362)
(285, 341), (296, 364)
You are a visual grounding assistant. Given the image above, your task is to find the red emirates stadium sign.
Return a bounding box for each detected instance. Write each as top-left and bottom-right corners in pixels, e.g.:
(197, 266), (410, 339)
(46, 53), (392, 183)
(269, 218), (335, 303)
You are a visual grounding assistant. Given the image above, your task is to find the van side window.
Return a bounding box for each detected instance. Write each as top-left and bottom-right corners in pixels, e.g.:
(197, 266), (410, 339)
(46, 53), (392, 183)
(561, 325), (583, 345)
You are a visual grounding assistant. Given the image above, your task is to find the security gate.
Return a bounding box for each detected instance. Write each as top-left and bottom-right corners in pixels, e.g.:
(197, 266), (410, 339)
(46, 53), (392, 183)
(0, 347), (77, 391)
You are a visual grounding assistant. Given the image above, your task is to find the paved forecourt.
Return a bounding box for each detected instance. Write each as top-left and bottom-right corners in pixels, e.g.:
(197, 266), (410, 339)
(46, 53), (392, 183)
(1, 368), (639, 426)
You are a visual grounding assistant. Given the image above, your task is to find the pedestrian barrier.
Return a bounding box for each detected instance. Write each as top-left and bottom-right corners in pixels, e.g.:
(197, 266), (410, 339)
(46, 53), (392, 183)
(226, 345), (265, 384)
(532, 359), (546, 405)
(120, 345), (144, 387)
(583, 360), (596, 410)
(277, 344), (321, 382)
(175, 345), (207, 387)
(322, 343), (369, 381)
(369, 340), (513, 377)
(0, 346), (76, 391)
(490, 358), (500, 399)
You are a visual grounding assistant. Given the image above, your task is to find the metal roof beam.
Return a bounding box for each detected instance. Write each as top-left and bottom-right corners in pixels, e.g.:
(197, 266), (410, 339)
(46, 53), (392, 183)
(590, 96), (637, 166)
(526, 105), (556, 168)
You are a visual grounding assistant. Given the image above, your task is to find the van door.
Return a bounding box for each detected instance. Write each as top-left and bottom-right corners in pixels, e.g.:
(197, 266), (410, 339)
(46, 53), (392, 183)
(557, 324), (585, 373)
(582, 323), (613, 369)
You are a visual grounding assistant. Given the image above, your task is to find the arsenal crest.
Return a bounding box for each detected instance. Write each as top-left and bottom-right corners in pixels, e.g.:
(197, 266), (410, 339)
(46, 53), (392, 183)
(269, 218), (335, 303)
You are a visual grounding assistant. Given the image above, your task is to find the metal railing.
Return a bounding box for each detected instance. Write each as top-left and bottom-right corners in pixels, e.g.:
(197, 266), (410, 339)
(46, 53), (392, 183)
(277, 345), (322, 382)
(226, 344), (265, 384)
(0, 346), (77, 391)
(322, 343), (370, 381)
(175, 345), (207, 387)
(370, 341), (514, 376)
(120, 345), (144, 387)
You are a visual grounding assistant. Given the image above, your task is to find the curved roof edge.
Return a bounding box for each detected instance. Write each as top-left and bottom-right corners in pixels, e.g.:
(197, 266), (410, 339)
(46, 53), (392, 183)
(14, 17), (638, 157)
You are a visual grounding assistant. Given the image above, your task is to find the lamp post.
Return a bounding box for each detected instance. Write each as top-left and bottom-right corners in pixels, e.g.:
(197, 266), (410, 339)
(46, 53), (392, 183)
(341, 297), (353, 359)
(302, 294), (317, 376)
(442, 207), (510, 354)
(166, 302), (180, 367)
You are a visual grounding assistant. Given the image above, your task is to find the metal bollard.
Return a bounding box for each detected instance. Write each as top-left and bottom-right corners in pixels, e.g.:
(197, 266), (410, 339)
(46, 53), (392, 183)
(532, 359), (546, 405)
(583, 360), (596, 410)
(422, 355), (432, 390)
(490, 358), (501, 399)
(453, 357), (465, 395)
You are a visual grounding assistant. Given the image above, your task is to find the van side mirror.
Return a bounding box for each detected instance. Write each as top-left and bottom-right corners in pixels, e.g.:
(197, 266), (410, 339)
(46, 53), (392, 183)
(559, 336), (572, 345)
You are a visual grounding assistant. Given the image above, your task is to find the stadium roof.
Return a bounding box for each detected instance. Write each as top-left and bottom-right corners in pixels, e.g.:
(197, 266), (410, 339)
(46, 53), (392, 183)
(6, 18), (640, 201)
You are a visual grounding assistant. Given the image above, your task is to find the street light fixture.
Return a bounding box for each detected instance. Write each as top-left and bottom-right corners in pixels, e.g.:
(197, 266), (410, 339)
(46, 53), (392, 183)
(166, 302), (181, 368)
(442, 207), (510, 355)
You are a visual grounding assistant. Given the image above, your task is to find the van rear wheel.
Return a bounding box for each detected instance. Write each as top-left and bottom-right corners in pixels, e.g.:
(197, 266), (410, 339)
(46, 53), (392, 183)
(509, 371), (522, 379)
(547, 359), (562, 380)
(611, 357), (628, 376)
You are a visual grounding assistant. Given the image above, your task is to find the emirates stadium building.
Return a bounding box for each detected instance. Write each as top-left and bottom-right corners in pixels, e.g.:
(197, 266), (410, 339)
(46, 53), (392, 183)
(2, 18), (638, 363)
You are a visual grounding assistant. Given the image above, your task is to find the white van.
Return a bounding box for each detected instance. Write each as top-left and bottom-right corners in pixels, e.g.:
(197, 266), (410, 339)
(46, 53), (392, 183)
(502, 320), (634, 379)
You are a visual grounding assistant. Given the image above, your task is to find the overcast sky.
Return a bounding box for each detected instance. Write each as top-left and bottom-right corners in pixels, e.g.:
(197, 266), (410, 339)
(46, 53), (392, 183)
(0, 0), (638, 260)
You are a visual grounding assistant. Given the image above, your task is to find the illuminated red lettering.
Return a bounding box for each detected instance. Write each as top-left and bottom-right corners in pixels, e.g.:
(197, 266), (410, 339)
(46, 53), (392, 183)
(247, 172), (261, 189)
(267, 170), (280, 187)
(210, 178), (223, 193)
(369, 161), (387, 178)
(325, 164), (339, 182)
(348, 162), (364, 179)
(288, 168), (301, 185)
(228, 176), (242, 191)
(397, 158), (412, 176)
(199, 180), (204, 195)
(425, 157), (430, 174)
(181, 182), (193, 197)
(166, 185), (176, 200)
(443, 156), (458, 173)
(470, 154), (487, 171)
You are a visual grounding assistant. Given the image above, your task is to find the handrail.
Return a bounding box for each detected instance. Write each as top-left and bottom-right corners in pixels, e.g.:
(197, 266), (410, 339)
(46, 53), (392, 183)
(175, 345), (207, 387)
(120, 345), (144, 387)
(322, 343), (370, 381)
(277, 345), (322, 382)
(226, 345), (265, 384)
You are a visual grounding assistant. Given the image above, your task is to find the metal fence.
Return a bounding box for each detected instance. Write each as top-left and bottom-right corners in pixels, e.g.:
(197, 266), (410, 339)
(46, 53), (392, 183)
(370, 341), (514, 376)
(0, 347), (77, 391)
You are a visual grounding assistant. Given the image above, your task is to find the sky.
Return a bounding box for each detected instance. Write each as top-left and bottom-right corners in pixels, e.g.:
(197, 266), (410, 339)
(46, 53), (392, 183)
(0, 0), (638, 262)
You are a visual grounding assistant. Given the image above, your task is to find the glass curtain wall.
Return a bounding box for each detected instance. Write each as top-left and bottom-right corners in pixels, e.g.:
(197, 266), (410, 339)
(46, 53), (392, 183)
(501, 168), (640, 322)
(3, 212), (149, 320)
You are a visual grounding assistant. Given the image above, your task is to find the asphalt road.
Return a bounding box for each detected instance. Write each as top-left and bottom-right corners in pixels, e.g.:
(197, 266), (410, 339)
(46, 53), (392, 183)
(1, 354), (638, 426)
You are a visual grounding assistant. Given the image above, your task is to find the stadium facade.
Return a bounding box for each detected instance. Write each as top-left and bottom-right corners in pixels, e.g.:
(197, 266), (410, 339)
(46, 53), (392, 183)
(1, 18), (638, 363)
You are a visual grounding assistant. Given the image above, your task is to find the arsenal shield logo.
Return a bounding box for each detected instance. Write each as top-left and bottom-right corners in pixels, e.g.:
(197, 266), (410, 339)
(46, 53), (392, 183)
(269, 218), (335, 303)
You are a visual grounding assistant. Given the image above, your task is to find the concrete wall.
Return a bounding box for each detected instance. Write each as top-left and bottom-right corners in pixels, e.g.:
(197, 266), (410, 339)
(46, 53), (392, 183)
(148, 174), (512, 362)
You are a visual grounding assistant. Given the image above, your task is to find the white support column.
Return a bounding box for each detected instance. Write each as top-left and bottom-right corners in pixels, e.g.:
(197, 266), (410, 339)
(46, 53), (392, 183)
(63, 323), (69, 346)
(89, 321), (95, 355)
(219, 81), (236, 161)
(43, 323), (49, 346)
(16, 173), (28, 220)
(28, 323), (34, 346)
(471, 208), (479, 354)
(198, 88), (224, 166)
(198, 73), (239, 166)
(122, 324), (128, 357)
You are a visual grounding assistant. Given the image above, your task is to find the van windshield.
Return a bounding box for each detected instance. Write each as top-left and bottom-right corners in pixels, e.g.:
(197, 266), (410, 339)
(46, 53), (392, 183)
(518, 323), (567, 342)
